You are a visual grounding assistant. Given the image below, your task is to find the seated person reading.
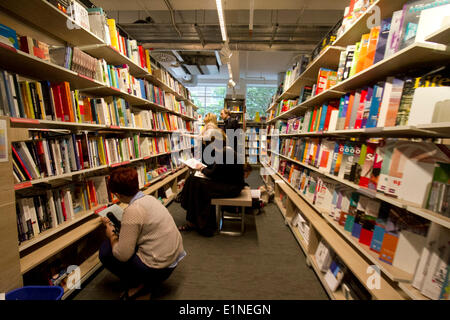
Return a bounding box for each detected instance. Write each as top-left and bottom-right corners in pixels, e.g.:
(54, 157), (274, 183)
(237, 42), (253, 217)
(178, 129), (245, 236)
(99, 167), (186, 300)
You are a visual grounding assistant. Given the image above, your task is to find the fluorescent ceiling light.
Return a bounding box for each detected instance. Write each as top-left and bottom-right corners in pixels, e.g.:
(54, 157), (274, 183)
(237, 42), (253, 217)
(228, 79), (236, 87)
(215, 0), (227, 42)
(227, 63), (233, 79)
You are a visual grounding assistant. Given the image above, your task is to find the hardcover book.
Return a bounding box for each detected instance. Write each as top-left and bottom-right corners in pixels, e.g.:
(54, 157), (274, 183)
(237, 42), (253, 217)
(374, 18), (391, 64)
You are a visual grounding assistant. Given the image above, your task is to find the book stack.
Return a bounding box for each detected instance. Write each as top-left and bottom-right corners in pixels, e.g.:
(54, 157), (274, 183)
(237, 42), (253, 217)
(336, 1), (374, 40)
(281, 55), (310, 93)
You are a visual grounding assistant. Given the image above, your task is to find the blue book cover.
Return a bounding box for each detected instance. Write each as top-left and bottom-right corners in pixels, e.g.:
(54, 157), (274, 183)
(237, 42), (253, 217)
(0, 23), (19, 49)
(106, 66), (113, 88)
(318, 104), (328, 132)
(123, 100), (129, 127)
(113, 98), (120, 126)
(370, 225), (385, 252)
(337, 94), (349, 130)
(351, 222), (363, 239)
(90, 99), (98, 124)
(374, 18), (391, 64)
(139, 80), (147, 100)
(366, 83), (385, 128)
(361, 86), (374, 129)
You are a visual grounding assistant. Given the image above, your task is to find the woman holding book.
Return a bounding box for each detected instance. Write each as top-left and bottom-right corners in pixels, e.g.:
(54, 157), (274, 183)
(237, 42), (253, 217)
(178, 129), (245, 236)
(99, 167), (186, 300)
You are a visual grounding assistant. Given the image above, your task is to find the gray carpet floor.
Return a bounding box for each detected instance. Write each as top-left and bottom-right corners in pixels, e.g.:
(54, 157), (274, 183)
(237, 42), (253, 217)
(71, 169), (329, 300)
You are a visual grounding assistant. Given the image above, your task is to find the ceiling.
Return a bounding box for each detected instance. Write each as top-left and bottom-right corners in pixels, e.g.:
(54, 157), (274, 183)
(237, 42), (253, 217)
(89, 0), (346, 86)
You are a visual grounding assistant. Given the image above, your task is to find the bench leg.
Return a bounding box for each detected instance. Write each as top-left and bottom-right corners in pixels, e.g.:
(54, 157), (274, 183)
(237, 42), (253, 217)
(216, 204), (221, 233)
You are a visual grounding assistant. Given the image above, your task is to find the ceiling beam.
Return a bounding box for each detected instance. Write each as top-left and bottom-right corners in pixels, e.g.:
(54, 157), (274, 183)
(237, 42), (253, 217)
(194, 23), (206, 47)
(162, 0), (182, 38)
(143, 42), (315, 52)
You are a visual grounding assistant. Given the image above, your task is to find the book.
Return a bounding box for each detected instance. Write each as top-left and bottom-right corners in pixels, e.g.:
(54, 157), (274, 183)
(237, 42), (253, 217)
(392, 229), (427, 274)
(384, 10), (405, 58)
(384, 78), (405, 127)
(366, 83), (384, 128)
(374, 18), (391, 64)
(408, 87), (450, 125)
(363, 26), (380, 70)
(355, 33), (370, 74)
(0, 23), (19, 49)
(395, 77), (415, 126)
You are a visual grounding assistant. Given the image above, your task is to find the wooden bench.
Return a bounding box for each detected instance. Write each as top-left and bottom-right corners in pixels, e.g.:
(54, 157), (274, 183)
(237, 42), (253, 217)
(211, 188), (252, 236)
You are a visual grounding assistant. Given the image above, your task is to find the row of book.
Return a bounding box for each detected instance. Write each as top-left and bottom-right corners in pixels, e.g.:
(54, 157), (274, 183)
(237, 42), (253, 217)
(274, 137), (450, 216)
(0, 71), (195, 130)
(279, 55), (310, 95)
(16, 175), (111, 241)
(336, 0), (375, 43)
(153, 68), (192, 102)
(281, 163), (450, 300)
(313, 239), (371, 300)
(268, 66), (450, 134)
(11, 131), (191, 183)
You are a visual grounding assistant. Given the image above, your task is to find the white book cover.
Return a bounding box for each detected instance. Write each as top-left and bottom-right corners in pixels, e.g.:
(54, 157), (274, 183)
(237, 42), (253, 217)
(328, 109), (339, 132)
(377, 77), (393, 128)
(324, 268), (343, 292)
(421, 228), (450, 299)
(42, 139), (53, 177)
(67, 137), (77, 171)
(315, 240), (332, 272)
(63, 189), (75, 220)
(407, 87), (450, 126)
(27, 198), (40, 236)
(397, 159), (435, 207)
(7, 73), (20, 117)
(17, 142), (40, 179)
(392, 230), (427, 275)
(18, 199), (30, 236)
(384, 10), (404, 59)
(97, 204), (124, 222)
(46, 190), (59, 228)
(62, 139), (71, 174)
(92, 176), (109, 205)
(51, 140), (62, 176)
(415, 4), (450, 43)
(180, 158), (206, 170)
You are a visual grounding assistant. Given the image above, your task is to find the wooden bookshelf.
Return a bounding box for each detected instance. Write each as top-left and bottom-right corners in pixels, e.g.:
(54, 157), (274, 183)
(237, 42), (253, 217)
(333, 0), (406, 47)
(398, 283), (431, 301)
(270, 151), (450, 230)
(268, 171), (404, 300)
(308, 254), (347, 300)
(80, 44), (150, 78)
(277, 46), (346, 102)
(425, 24), (450, 45)
(0, 0), (105, 47)
(0, 44), (104, 90)
(61, 250), (101, 300)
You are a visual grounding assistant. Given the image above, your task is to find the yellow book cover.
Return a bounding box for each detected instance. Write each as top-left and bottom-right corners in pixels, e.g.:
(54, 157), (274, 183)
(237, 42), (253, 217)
(363, 26), (380, 70)
(64, 82), (75, 122)
(35, 82), (46, 120)
(302, 141), (310, 163)
(20, 82), (32, 118)
(349, 42), (361, 78)
(97, 136), (106, 165)
(107, 19), (120, 51)
(145, 49), (152, 74)
(355, 33), (370, 74)
(315, 107), (322, 132)
(24, 82), (36, 119)
(73, 90), (82, 123)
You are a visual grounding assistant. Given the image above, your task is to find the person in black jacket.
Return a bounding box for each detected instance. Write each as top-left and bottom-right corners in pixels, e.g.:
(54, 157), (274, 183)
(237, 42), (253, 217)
(178, 130), (245, 237)
(220, 109), (240, 151)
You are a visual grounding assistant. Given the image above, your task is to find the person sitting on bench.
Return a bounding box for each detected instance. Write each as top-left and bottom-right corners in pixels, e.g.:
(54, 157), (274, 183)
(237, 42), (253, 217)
(178, 129), (245, 237)
(99, 167), (186, 300)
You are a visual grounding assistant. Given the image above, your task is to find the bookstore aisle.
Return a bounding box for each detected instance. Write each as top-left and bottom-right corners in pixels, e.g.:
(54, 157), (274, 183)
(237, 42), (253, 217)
(72, 170), (329, 300)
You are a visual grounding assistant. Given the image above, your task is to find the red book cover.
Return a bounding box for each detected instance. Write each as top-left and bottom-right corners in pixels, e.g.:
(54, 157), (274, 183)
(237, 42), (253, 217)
(60, 190), (67, 221)
(36, 141), (47, 177)
(19, 36), (33, 54)
(338, 211), (347, 226)
(354, 88), (368, 129)
(88, 180), (98, 207)
(309, 107), (318, 132)
(358, 142), (376, 188)
(57, 82), (73, 122)
(83, 97), (92, 123)
(50, 84), (64, 121)
(138, 45), (146, 69)
(359, 228), (374, 246)
(11, 145), (33, 180)
(344, 92), (355, 130)
(77, 140), (84, 169)
(323, 101), (338, 131)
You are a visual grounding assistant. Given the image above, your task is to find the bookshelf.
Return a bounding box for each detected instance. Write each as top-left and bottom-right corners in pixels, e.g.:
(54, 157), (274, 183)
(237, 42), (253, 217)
(263, 0), (450, 300)
(245, 121), (265, 165)
(0, 2), (196, 294)
(261, 163), (405, 300)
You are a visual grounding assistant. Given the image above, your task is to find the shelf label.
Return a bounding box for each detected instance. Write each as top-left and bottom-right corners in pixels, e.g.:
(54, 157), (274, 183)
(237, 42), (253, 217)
(0, 43), (17, 52)
(14, 181), (32, 190)
(94, 205), (108, 214)
(109, 125), (120, 129)
(10, 117), (40, 124)
(78, 73), (94, 82)
(110, 87), (120, 92)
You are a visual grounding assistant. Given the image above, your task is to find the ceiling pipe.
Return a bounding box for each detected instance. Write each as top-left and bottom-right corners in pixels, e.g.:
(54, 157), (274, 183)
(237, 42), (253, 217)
(194, 24), (206, 47)
(269, 23), (279, 48)
(142, 42), (315, 52)
(163, 0), (182, 38)
(249, 0), (254, 37)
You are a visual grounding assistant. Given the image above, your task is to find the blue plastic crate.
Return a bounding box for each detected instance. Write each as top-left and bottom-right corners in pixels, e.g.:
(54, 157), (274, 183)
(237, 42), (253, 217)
(6, 286), (64, 300)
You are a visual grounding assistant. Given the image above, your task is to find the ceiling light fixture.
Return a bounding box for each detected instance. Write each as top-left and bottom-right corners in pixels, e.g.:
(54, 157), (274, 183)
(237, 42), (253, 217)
(228, 79), (236, 87)
(227, 63), (233, 79)
(215, 0), (227, 42)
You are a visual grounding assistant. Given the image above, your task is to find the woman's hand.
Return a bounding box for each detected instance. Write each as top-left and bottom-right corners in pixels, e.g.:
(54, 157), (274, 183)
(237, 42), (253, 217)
(102, 217), (117, 240)
(195, 163), (204, 171)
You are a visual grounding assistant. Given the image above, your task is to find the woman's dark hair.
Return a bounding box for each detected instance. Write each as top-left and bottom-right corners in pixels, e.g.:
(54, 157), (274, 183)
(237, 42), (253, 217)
(108, 167), (139, 197)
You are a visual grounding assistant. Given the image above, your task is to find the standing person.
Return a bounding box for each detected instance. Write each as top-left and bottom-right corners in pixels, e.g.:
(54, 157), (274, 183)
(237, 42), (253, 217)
(220, 109), (240, 150)
(99, 167), (186, 300)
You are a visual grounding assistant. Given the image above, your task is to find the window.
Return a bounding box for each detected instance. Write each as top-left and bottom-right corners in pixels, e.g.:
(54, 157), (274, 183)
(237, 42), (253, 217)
(190, 86), (227, 117)
(245, 86), (277, 120)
